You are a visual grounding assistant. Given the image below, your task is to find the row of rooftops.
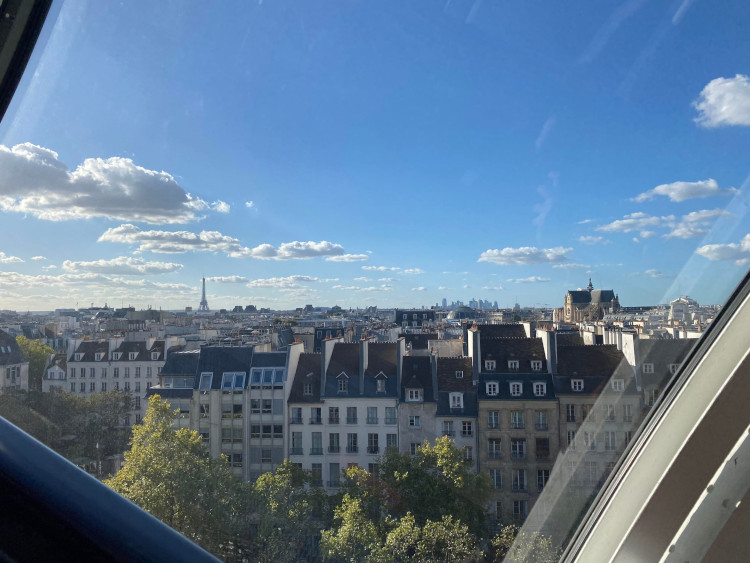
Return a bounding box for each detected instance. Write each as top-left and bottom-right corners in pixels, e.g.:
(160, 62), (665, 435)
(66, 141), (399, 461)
(68, 339), (171, 363)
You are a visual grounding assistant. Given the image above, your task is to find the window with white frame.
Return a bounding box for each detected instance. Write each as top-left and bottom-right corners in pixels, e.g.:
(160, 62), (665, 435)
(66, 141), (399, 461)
(510, 382), (522, 396)
(605, 431), (617, 451)
(303, 383), (313, 395)
(488, 411), (499, 428)
(584, 431), (596, 450)
(461, 421), (472, 437)
(484, 360), (496, 371)
(605, 404), (615, 421)
(533, 382), (546, 396)
(94, 353), (102, 361)
(537, 469), (550, 491)
(198, 372), (213, 390)
(463, 446), (472, 461)
(455, 370), (463, 379)
(669, 363), (680, 375)
(490, 468), (502, 489)
(151, 352), (159, 360)
(407, 388), (422, 401)
(513, 500), (528, 520)
(512, 469), (527, 491)
(507, 360), (519, 370)
(129, 352), (137, 360)
(623, 403), (633, 422)
(376, 378), (386, 392)
(450, 392), (463, 409)
(643, 363), (654, 374)
(510, 410), (524, 429)
(113, 353), (121, 360)
(612, 378), (624, 392)
(409, 415), (420, 428)
(567, 430), (576, 449)
(530, 360), (542, 371)
(572, 379), (584, 391)
(486, 381), (499, 396)
(74, 353), (83, 361)
(646, 387), (659, 406)
(338, 375), (348, 392)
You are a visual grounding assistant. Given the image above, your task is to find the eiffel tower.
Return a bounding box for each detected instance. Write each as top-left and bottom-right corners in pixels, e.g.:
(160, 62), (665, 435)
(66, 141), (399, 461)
(199, 277), (210, 311)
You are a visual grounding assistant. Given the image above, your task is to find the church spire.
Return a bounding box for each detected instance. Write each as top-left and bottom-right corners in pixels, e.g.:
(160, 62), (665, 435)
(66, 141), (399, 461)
(587, 277), (594, 292)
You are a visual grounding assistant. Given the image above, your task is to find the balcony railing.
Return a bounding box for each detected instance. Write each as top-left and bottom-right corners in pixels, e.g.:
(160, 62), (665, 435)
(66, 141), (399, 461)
(511, 484), (527, 492)
(328, 445), (340, 453)
(567, 415), (576, 422)
(443, 430), (455, 437)
(461, 431), (473, 437)
(624, 415), (633, 422)
(289, 447), (303, 455)
(511, 452), (526, 460)
(309, 417), (322, 425)
(535, 422), (548, 431)
(510, 422), (525, 429)
(328, 417), (340, 425)
(367, 446), (379, 454)
(536, 453), (550, 461)
(346, 417), (358, 424)
(310, 447), (323, 455)
(290, 416), (303, 424)
(346, 445), (359, 453)
(385, 417), (397, 425)
(488, 451), (502, 460)
(366, 417), (378, 424)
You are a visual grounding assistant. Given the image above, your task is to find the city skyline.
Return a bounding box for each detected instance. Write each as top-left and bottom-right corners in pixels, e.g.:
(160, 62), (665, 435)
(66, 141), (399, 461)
(1, 2), (749, 311)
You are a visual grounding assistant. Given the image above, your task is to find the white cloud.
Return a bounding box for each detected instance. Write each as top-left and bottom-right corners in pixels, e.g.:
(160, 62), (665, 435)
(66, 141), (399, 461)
(211, 200), (230, 213)
(0, 143), (224, 223)
(331, 284), (392, 292)
(0, 271), (193, 291)
(482, 285), (504, 291)
(632, 179), (737, 202)
(98, 224), (346, 260)
(553, 263), (591, 270)
(535, 116), (556, 150)
(245, 201), (255, 208)
(506, 276), (551, 283)
(362, 265), (400, 271)
(205, 275), (249, 283)
(577, 219), (592, 224)
(693, 74), (750, 128)
(696, 234), (750, 266)
(30, 256), (47, 261)
(578, 235), (611, 245)
(353, 277), (372, 282)
(640, 230), (657, 238)
(411, 286), (426, 291)
(597, 212), (673, 233)
(437, 286), (448, 291)
(62, 256), (183, 275)
(246, 275), (319, 289)
(644, 269), (672, 279)
(0, 252), (23, 263)
(402, 268), (424, 274)
(378, 277), (396, 282)
(664, 209), (733, 239)
(42, 265), (57, 270)
(478, 246), (572, 265)
(325, 254), (369, 262)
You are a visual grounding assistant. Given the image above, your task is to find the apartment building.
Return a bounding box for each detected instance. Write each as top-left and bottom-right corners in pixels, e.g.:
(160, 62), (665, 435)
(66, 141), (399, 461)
(287, 337), (404, 489)
(0, 329), (28, 391)
(435, 356), (477, 469)
(399, 355), (437, 455)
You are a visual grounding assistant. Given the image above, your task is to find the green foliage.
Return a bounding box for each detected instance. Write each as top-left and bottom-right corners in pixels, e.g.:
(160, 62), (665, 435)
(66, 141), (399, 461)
(106, 395), (240, 556)
(15, 336), (54, 391)
(490, 525), (561, 563)
(321, 494), (381, 562)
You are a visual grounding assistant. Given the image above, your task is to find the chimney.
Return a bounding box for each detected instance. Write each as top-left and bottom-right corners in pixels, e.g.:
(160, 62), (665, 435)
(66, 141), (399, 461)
(430, 351), (438, 400)
(397, 337), (405, 392)
(539, 329), (557, 375)
(321, 335), (342, 398)
(467, 326), (481, 382)
(359, 337), (369, 395)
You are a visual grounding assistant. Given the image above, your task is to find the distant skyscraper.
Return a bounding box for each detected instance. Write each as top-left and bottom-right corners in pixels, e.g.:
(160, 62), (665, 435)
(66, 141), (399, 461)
(199, 277), (210, 311)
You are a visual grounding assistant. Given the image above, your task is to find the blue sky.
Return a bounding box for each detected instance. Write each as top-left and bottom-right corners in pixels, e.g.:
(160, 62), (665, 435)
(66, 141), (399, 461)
(1, 0), (749, 311)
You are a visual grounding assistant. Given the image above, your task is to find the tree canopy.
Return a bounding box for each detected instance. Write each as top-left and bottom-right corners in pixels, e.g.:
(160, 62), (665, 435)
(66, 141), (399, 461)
(15, 336), (53, 391)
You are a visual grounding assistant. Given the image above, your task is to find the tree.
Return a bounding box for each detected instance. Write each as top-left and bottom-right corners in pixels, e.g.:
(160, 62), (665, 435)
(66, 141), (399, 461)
(381, 513), (477, 563)
(244, 460), (332, 562)
(68, 390), (133, 461)
(491, 525), (561, 563)
(320, 494), (382, 562)
(15, 336), (53, 391)
(106, 395), (240, 557)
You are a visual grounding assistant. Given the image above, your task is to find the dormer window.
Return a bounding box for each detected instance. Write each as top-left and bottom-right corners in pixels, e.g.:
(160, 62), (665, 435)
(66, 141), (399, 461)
(455, 370), (463, 379)
(303, 383), (313, 395)
(533, 382), (546, 396)
(377, 379), (386, 392)
(668, 363), (679, 375)
(643, 363), (654, 374)
(486, 382), (499, 396)
(572, 379), (584, 392)
(198, 372), (213, 390)
(485, 360), (496, 371)
(94, 353), (102, 361)
(151, 352), (159, 360)
(531, 360), (542, 372)
(510, 382), (522, 396)
(113, 353), (121, 361)
(74, 353), (83, 361)
(450, 392), (464, 409)
(337, 374), (348, 393)
(508, 360), (519, 370)
(611, 379), (624, 392)
(407, 389), (422, 402)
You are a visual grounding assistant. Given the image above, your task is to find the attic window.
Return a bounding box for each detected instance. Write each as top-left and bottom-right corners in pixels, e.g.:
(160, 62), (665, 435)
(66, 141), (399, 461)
(611, 379), (624, 392)
(74, 353), (83, 361)
(510, 382), (522, 396)
(508, 360), (519, 370)
(198, 372), (213, 390)
(129, 352), (137, 360)
(455, 370), (463, 379)
(572, 379), (584, 392)
(94, 353), (103, 361)
(338, 374), (348, 393)
(407, 389), (422, 402)
(450, 392), (463, 409)
(486, 381), (499, 396)
(668, 363), (680, 375)
(222, 372), (245, 390)
(151, 352), (159, 360)
(113, 353), (122, 361)
(533, 382), (546, 396)
(377, 379), (386, 393)
(484, 360), (496, 371)
(530, 360), (542, 372)
(303, 383), (313, 395)
(643, 363), (654, 374)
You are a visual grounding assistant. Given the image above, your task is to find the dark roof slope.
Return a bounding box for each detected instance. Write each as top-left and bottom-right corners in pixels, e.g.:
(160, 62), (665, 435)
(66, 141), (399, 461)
(70, 340), (109, 362)
(557, 345), (629, 378)
(478, 373), (556, 401)
(0, 330), (25, 365)
(160, 350), (199, 377)
(251, 352), (287, 368)
(326, 343), (359, 377)
(480, 338), (547, 373)
(436, 357), (474, 392)
(288, 353), (322, 403)
(401, 356), (434, 401)
(557, 333), (585, 347)
(477, 324), (526, 338)
(569, 289), (616, 304)
(195, 346), (254, 389)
